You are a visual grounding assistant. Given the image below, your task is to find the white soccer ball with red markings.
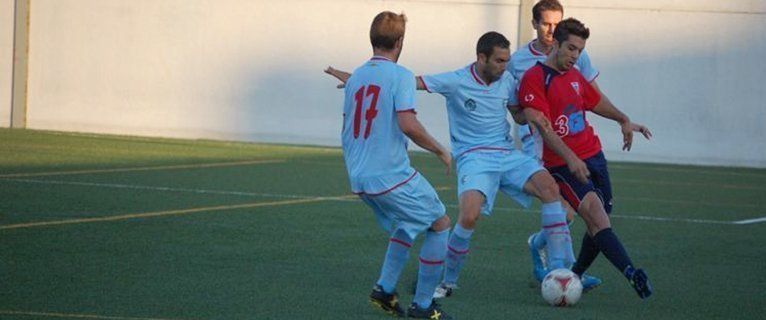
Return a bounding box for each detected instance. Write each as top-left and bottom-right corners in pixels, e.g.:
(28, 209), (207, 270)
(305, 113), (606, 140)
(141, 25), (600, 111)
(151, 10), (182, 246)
(541, 268), (583, 307)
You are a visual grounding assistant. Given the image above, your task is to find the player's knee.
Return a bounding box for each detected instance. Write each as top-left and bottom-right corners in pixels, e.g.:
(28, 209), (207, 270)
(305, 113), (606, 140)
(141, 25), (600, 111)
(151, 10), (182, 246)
(580, 192), (611, 231)
(537, 178), (561, 203)
(458, 190), (484, 221)
(458, 211), (480, 229)
(430, 215), (451, 232)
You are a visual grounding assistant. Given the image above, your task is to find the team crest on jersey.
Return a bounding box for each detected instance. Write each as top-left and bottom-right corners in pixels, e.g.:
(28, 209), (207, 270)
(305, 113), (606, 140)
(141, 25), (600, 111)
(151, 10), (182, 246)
(464, 99), (477, 112)
(570, 82), (580, 95)
(524, 94), (534, 102)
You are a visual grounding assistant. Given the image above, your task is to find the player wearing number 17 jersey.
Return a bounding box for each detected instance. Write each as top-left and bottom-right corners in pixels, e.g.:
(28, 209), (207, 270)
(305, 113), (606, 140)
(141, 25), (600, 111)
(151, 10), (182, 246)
(327, 32), (579, 301)
(341, 11), (453, 319)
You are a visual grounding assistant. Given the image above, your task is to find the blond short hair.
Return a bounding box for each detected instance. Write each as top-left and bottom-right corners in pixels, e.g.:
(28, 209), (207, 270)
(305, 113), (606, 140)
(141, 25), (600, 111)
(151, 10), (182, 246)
(370, 11), (407, 50)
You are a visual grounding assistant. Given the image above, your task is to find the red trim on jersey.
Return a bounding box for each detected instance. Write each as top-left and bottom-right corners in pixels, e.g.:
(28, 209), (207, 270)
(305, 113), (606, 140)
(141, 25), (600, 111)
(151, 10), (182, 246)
(353, 171), (418, 196)
(417, 76), (432, 93)
(448, 246), (469, 255)
(470, 64), (487, 86)
(557, 180), (582, 210)
(543, 222), (568, 229)
(528, 41), (547, 56)
(456, 146), (512, 159)
(390, 238), (412, 248)
(419, 257), (444, 265)
(396, 109), (417, 114)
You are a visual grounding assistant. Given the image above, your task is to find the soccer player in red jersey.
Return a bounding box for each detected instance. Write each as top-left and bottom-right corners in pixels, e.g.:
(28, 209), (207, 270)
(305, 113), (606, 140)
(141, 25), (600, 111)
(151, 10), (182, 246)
(517, 18), (653, 299)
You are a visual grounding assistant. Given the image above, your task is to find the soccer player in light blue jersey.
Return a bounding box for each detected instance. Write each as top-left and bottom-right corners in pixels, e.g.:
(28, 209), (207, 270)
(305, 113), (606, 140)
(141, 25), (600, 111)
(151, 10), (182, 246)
(327, 31), (579, 300)
(339, 11), (453, 319)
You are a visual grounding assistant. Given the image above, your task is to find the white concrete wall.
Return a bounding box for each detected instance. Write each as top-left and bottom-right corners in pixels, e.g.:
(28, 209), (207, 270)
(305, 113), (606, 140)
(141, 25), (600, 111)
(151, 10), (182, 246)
(0, 0), (13, 128)
(14, 0), (766, 167)
(562, 0), (766, 167)
(24, 0), (518, 147)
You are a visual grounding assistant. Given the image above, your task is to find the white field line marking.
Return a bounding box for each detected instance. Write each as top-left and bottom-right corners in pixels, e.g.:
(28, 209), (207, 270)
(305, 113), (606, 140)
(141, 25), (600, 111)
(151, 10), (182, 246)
(608, 163), (766, 178)
(3, 178), (761, 210)
(1, 177), (760, 226)
(732, 216), (766, 225)
(446, 205), (761, 225)
(0, 310), (192, 320)
(0, 184), (449, 230)
(296, 159), (766, 179)
(617, 178), (763, 191)
(3, 178), (313, 199)
(0, 159), (284, 178)
(293, 160), (766, 190)
(617, 196), (762, 209)
(0, 196), (357, 230)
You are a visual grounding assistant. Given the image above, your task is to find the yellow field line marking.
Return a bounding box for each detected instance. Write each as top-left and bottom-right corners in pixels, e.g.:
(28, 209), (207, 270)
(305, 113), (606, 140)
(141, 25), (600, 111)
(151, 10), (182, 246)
(0, 310), (191, 320)
(0, 195), (356, 230)
(0, 159), (284, 178)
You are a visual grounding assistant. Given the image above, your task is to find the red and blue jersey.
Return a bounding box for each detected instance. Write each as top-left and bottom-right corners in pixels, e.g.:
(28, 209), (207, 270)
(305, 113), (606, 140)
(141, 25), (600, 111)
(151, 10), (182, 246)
(518, 62), (602, 167)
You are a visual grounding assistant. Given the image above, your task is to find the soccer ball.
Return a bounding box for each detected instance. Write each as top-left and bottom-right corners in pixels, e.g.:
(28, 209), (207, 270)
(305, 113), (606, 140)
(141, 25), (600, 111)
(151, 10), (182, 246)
(541, 268), (583, 307)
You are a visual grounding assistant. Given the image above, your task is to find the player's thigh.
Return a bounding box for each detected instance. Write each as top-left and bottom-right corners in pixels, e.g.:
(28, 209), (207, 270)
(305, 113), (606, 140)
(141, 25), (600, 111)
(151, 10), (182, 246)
(369, 174), (446, 239)
(456, 153), (503, 216)
(499, 150), (546, 206)
(547, 165), (602, 214)
(584, 152), (613, 213)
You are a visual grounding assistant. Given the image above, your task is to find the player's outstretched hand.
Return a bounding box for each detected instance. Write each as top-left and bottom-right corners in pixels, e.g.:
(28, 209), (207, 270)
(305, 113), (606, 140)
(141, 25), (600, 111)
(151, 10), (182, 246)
(437, 150), (452, 176)
(324, 66), (349, 89)
(567, 157), (590, 184)
(621, 122), (652, 151)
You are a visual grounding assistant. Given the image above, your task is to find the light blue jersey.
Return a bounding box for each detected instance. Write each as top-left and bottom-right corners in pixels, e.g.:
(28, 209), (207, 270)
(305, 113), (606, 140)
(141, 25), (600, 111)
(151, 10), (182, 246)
(508, 40), (599, 161)
(342, 56), (417, 195)
(421, 64), (519, 158)
(422, 63), (540, 212)
(508, 40), (599, 82)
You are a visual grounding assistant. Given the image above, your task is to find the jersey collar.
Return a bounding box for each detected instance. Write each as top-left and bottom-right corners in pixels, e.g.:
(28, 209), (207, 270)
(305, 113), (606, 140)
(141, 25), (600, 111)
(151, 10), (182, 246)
(370, 55), (393, 62)
(470, 63), (488, 86)
(528, 40), (550, 56)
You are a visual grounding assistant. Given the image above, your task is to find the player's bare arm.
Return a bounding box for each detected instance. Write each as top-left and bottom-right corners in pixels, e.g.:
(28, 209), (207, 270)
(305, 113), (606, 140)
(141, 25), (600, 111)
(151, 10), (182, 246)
(523, 107), (590, 183)
(590, 97), (652, 151)
(324, 66), (351, 88)
(507, 104), (527, 125)
(397, 111), (452, 175)
(324, 66), (427, 91)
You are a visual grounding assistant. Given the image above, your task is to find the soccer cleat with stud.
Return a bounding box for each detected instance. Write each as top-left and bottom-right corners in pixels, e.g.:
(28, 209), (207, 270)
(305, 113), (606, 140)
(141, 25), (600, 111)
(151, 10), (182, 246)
(625, 267), (653, 299)
(528, 233), (547, 282)
(407, 301), (453, 319)
(432, 282), (457, 299)
(369, 284), (405, 317)
(580, 273), (602, 292)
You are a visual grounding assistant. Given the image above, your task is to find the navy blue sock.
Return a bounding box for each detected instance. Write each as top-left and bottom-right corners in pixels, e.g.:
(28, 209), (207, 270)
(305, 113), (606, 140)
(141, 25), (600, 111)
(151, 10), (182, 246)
(592, 228), (634, 275)
(572, 233), (600, 276)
